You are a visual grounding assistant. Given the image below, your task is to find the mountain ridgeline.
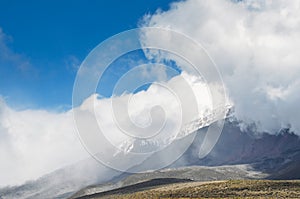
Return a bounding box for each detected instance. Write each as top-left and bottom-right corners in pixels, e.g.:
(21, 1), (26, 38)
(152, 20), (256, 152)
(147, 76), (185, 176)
(1, 120), (299, 199)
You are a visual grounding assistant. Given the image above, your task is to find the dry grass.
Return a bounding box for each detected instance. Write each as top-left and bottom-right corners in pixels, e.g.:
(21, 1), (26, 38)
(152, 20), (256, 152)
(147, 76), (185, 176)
(90, 180), (300, 199)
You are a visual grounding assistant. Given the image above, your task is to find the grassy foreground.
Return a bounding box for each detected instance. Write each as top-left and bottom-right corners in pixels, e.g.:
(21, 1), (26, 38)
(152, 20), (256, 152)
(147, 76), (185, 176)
(88, 180), (300, 199)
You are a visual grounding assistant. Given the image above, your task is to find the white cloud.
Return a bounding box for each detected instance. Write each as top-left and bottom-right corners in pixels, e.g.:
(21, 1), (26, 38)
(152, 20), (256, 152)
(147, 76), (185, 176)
(0, 71), (213, 186)
(0, 98), (89, 186)
(141, 0), (300, 134)
(73, 71), (213, 172)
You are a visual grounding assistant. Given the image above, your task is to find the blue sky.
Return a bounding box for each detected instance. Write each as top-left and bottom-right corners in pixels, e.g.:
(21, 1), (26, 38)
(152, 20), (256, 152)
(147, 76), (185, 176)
(0, 0), (178, 110)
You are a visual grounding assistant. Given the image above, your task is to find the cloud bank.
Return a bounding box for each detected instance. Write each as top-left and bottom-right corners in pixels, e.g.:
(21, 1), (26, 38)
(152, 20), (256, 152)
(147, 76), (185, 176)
(141, 0), (300, 134)
(0, 71), (212, 186)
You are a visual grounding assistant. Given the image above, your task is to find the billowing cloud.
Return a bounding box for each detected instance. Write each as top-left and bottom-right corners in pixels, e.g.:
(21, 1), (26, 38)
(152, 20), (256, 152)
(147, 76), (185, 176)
(0, 71), (213, 186)
(141, 0), (300, 134)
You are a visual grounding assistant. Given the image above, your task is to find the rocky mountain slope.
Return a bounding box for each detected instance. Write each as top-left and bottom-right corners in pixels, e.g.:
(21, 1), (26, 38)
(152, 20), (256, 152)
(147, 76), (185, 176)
(1, 120), (299, 199)
(71, 164), (267, 198)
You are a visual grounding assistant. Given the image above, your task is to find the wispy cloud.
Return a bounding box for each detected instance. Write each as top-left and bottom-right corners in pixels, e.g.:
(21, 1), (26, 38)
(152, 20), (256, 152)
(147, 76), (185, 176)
(0, 28), (37, 78)
(64, 55), (81, 73)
